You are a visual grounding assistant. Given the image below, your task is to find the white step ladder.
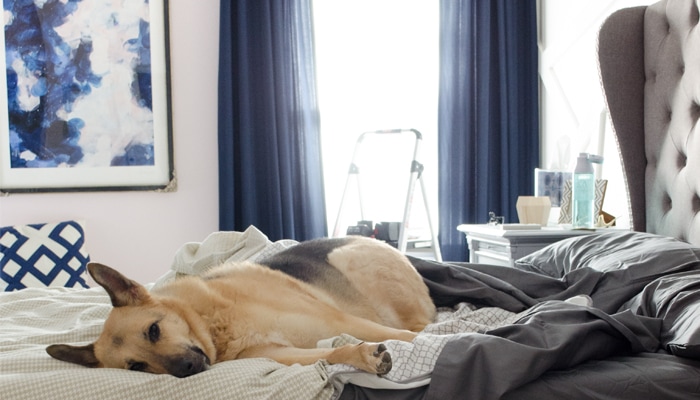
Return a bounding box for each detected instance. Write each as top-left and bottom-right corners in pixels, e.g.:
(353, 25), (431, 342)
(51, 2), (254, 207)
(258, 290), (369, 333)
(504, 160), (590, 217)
(332, 129), (442, 262)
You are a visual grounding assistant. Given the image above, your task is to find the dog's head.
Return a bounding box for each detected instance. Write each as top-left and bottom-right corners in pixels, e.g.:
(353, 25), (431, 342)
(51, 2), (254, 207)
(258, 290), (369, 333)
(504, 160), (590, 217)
(47, 263), (213, 377)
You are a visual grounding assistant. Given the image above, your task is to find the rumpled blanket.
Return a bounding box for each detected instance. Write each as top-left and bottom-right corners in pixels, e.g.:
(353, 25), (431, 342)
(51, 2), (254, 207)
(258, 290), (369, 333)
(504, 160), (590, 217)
(323, 303), (523, 397)
(153, 225), (298, 288)
(0, 281), (523, 399)
(155, 226), (528, 395)
(4, 229), (693, 400)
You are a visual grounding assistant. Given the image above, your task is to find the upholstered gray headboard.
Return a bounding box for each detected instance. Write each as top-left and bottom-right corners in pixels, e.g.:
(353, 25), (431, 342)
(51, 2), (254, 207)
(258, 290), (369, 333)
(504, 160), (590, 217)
(598, 0), (700, 245)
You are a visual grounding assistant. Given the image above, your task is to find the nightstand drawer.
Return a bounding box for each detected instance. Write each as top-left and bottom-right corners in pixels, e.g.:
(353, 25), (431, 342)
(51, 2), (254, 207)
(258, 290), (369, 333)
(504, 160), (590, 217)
(458, 224), (603, 267)
(472, 249), (512, 267)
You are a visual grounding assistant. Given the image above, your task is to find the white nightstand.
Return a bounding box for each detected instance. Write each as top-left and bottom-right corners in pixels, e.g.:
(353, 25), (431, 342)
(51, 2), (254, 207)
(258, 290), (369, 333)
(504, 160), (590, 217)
(456, 224), (599, 268)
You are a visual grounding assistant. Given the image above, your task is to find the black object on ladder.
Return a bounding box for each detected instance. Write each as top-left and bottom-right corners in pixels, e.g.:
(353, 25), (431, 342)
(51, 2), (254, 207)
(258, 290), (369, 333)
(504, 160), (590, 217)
(332, 129), (442, 262)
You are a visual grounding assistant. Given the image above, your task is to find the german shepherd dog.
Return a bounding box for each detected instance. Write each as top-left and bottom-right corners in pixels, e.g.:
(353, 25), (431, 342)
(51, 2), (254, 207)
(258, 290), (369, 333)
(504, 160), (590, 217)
(47, 237), (435, 377)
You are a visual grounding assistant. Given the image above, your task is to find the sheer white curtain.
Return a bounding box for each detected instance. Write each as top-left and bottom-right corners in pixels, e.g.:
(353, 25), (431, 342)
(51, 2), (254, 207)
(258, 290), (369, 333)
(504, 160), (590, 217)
(313, 0), (439, 236)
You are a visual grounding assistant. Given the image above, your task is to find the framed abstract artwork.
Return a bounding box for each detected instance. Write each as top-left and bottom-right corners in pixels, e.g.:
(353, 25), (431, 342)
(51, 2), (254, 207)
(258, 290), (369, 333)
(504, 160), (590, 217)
(0, 0), (174, 193)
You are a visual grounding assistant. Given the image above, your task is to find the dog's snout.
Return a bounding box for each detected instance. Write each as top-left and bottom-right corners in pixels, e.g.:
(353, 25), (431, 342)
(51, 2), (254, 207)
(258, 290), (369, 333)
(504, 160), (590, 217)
(169, 346), (209, 378)
(181, 360), (196, 377)
(171, 358), (204, 378)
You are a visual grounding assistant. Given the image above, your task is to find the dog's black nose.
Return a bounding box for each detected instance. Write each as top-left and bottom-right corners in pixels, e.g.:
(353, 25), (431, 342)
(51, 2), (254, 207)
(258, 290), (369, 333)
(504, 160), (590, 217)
(169, 347), (209, 378)
(171, 359), (205, 378)
(183, 361), (195, 374)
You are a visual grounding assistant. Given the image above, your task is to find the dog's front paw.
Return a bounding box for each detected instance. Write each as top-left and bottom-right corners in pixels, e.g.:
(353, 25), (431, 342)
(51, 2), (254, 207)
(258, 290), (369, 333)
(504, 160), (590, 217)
(355, 342), (392, 376)
(332, 341), (394, 375)
(372, 343), (392, 376)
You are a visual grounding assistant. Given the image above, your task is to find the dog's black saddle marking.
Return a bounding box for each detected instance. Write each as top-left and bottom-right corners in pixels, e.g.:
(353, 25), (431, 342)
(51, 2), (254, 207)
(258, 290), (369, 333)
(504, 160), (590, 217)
(257, 237), (356, 292)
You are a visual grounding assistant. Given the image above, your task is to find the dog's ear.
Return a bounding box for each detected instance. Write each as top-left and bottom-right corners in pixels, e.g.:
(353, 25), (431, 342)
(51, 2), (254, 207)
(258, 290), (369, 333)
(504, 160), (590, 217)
(46, 343), (100, 368)
(88, 262), (151, 307)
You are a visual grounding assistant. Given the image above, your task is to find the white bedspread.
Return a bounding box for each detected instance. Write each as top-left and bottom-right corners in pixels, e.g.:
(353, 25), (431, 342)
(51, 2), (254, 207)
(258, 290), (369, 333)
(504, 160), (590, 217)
(0, 228), (521, 399)
(0, 284), (518, 399)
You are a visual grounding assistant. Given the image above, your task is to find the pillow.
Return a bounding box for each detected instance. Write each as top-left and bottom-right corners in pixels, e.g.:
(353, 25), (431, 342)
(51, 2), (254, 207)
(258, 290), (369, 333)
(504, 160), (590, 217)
(514, 231), (700, 278)
(623, 271), (700, 359)
(0, 220), (90, 291)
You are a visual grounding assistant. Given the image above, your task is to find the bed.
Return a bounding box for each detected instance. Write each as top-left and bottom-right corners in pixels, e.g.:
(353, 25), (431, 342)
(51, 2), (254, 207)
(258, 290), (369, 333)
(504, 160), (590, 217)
(3, 0), (700, 398)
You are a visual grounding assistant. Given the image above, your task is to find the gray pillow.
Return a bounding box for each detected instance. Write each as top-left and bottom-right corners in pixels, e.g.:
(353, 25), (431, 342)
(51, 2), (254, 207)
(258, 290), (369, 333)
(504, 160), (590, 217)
(623, 271), (700, 359)
(514, 231), (700, 278)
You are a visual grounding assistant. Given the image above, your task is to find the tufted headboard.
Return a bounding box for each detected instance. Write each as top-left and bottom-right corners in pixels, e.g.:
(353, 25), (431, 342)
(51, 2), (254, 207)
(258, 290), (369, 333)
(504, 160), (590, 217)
(598, 0), (700, 245)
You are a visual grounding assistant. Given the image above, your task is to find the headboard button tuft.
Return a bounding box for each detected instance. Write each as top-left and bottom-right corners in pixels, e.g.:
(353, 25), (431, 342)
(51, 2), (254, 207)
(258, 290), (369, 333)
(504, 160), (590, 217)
(691, 102), (700, 122)
(692, 193), (700, 213)
(691, 3), (700, 25)
(663, 193), (673, 213)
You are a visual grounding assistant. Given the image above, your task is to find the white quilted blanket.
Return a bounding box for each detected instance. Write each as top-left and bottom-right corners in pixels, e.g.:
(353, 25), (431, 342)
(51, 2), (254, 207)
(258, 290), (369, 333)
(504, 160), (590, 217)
(324, 303), (521, 397)
(0, 286), (334, 400)
(0, 285), (519, 399)
(0, 227), (522, 399)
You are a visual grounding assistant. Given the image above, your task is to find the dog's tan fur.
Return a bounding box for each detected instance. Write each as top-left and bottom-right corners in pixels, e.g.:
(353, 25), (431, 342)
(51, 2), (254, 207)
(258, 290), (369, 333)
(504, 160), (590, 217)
(47, 237), (435, 377)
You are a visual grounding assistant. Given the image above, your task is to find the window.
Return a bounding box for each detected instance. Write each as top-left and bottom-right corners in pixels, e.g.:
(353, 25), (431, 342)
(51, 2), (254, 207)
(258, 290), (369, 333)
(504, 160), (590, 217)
(313, 0), (439, 237)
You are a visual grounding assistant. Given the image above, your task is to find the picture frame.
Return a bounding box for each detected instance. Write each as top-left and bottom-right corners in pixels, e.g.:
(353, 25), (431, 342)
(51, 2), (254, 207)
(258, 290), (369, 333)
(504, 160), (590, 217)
(558, 179), (608, 225)
(0, 0), (174, 193)
(534, 168), (572, 207)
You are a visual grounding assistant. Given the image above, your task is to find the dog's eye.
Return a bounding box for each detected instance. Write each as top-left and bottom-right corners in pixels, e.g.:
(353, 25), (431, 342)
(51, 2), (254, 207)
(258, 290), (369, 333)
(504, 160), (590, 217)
(128, 361), (147, 372)
(148, 322), (160, 343)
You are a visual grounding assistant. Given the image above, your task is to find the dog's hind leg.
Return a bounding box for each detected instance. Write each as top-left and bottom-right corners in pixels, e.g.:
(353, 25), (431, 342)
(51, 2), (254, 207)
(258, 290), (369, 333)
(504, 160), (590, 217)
(238, 342), (393, 375)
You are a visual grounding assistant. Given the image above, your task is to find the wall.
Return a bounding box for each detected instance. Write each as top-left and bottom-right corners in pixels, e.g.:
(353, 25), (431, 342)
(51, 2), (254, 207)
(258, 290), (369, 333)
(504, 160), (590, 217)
(539, 0), (654, 227)
(0, 0), (221, 284)
(1, 1), (660, 284)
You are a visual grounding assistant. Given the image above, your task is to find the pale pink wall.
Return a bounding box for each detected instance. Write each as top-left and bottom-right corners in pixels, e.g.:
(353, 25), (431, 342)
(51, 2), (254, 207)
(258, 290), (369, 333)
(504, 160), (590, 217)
(0, 0), (221, 284)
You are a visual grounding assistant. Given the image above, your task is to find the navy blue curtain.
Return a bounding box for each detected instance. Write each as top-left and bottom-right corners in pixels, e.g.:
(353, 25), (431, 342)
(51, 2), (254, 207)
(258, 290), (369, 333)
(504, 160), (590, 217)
(438, 0), (540, 261)
(218, 0), (327, 240)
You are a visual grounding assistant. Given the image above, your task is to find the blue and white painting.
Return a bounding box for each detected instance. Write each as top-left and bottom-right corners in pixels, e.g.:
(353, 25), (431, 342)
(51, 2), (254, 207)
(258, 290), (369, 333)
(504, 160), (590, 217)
(3, 0), (156, 169)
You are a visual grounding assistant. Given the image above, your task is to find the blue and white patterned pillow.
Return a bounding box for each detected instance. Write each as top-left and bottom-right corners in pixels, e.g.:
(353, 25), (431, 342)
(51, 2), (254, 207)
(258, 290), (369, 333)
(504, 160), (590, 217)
(0, 220), (90, 291)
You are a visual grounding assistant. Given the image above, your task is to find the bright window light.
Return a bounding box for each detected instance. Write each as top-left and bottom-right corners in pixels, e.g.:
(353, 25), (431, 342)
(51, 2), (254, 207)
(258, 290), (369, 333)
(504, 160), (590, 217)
(313, 0), (439, 238)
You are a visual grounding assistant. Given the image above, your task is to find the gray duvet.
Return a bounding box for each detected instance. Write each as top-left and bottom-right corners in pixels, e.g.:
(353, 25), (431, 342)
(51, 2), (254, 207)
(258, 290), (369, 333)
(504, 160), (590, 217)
(340, 231), (700, 400)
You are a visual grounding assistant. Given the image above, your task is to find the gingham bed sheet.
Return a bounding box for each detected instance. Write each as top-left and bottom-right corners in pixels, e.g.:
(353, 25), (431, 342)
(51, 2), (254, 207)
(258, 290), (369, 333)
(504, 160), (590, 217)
(0, 287), (332, 400)
(324, 303), (522, 396)
(0, 286), (520, 399)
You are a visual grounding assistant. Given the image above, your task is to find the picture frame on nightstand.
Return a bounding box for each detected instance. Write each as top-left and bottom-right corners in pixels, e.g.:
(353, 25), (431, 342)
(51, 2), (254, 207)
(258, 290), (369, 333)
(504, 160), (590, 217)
(558, 179), (608, 224)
